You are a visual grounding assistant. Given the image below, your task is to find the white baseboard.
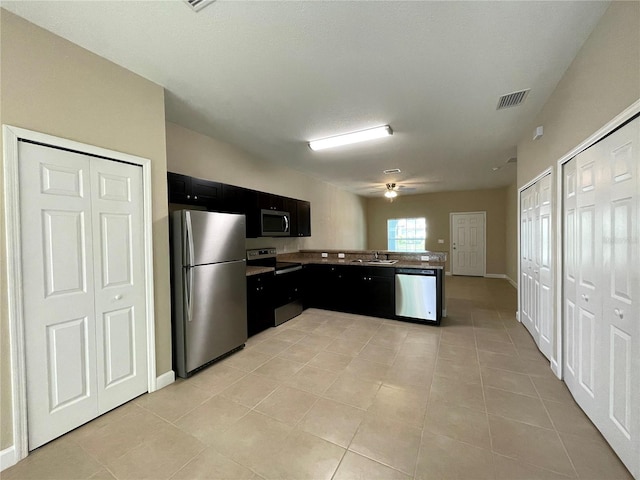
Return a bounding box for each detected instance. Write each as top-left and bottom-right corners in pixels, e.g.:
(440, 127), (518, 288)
(551, 359), (561, 380)
(506, 276), (517, 289)
(1, 445), (16, 471)
(485, 273), (507, 279)
(445, 271), (452, 276)
(156, 370), (175, 390)
(516, 311), (520, 322)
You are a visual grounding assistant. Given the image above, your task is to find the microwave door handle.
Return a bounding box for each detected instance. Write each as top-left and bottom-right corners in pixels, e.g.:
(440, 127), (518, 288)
(283, 215), (289, 232)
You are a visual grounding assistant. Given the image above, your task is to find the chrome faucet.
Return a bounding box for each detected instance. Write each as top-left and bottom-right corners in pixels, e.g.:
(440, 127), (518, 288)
(374, 251), (379, 260)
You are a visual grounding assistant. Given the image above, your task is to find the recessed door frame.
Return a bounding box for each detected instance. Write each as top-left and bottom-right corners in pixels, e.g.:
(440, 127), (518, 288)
(3, 125), (158, 464)
(554, 99), (640, 383)
(449, 211), (486, 277)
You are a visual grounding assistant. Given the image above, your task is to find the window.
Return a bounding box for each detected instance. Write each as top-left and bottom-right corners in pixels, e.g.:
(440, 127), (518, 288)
(387, 217), (426, 252)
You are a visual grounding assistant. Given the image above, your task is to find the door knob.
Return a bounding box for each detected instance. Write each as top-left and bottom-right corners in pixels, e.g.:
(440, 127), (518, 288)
(114, 294), (123, 300)
(581, 294), (589, 302)
(614, 308), (624, 319)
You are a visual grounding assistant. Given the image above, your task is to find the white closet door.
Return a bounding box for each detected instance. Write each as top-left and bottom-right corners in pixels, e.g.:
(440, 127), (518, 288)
(564, 117), (639, 478)
(19, 142), (149, 450)
(595, 120), (639, 476)
(520, 186), (535, 334)
(519, 177), (553, 361)
(19, 142), (99, 449)
(574, 143), (601, 411)
(563, 158), (579, 390)
(91, 158), (148, 412)
(537, 174), (553, 360)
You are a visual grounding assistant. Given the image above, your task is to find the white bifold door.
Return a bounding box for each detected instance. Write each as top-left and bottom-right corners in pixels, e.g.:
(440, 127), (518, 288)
(519, 174), (553, 361)
(563, 117), (639, 478)
(19, 141), (148, 449)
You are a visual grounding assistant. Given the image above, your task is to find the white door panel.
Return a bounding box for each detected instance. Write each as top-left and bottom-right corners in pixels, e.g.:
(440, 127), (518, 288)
(19, 141), (148, 450)
(519, 175), (553, 360)
(19, 142), (99, 449)
(451, 212), (485, 276)
(91, 157), (147, 412)
(563, 117), (639, 478)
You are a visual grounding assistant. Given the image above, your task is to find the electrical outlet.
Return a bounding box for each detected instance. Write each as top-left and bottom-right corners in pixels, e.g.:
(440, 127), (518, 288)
(338, 253), (345, 258)
(321, 252), (328, 258)
(421, 255), (430, 261)
(438, 239), (445, 244)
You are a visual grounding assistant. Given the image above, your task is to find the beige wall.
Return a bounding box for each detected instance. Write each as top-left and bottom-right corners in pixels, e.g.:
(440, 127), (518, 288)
(166, 122), (368, 252)
(505, 182), (518, 286)
(516, 2), (640, 367)
(517, 1), (640, 186)
(0, 11), (172, 449)
(366, 187), (508, 275)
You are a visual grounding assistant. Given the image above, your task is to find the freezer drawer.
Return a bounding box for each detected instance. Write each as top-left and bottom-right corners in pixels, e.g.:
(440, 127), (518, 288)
(395, 271), (437, 322)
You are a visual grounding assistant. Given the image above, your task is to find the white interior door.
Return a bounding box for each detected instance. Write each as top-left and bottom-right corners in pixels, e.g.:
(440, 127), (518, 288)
(19, 142), (99, 449)
(91, 157), (148, 412)
(19, 141), (148, 449)
(537, 174), (553, 360)
(519, 175), (553, 360)
(451, 212), (485, 276)
(521, 185), (535, 335)
(595, 119), (639, 476)
(563, 118), (639, 478)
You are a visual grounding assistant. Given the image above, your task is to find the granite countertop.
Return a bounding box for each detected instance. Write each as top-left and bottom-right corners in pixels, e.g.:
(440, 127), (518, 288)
(246, 250), (446, 276)
(246, 266), (274, 276)
(280, 254), (445, 270)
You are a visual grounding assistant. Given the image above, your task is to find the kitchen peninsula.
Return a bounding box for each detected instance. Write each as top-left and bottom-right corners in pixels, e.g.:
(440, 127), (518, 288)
(246, 249), (447, 337)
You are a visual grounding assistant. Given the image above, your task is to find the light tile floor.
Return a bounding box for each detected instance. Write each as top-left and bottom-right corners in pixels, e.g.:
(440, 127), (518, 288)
(4, 277), (633, 480)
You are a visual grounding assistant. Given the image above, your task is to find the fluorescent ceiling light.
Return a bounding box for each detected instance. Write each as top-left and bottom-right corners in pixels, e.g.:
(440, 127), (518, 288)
(308, 125), (393, 151)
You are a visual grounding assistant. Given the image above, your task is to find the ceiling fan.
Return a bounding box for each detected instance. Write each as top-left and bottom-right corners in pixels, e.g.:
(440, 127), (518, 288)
(355, 178), (440, 197)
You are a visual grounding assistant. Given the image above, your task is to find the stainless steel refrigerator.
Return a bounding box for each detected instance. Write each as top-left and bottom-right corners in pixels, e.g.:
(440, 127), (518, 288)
(171, 210), (247, 378)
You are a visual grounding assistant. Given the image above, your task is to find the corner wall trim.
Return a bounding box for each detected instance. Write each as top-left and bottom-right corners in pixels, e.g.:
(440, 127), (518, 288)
(1, 445), (17, 472)
(156, 370), (175, 390)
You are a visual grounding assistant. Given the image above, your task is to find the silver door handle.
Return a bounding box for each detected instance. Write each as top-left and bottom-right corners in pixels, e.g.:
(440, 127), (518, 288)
(614, 308), (624, 319)
(581, 294), (589, 302)
(185, 267), (194, 322)
(114, 294), (122, 300)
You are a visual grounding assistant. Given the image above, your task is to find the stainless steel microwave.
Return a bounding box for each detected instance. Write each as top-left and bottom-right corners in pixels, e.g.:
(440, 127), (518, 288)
(260, 209), (290, 236)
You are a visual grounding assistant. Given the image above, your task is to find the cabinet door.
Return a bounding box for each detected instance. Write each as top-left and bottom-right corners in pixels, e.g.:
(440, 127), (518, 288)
(297, 200), (311, 237)
(247, 273), (274, 337)
(258, 192), (285, 211)
(191, 178), (222, 209)
(167, 172), (192, 204)
(221, 184), (247, 214)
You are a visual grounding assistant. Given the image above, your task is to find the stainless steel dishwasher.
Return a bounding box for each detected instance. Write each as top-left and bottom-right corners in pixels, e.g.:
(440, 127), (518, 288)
(395, 268), (441, 324)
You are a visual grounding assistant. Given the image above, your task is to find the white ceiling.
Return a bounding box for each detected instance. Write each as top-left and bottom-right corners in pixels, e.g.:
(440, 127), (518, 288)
(2, 1), (609, 196)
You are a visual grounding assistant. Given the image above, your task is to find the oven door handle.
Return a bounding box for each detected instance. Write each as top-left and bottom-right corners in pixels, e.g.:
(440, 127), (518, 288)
(275, 265), (303, 275)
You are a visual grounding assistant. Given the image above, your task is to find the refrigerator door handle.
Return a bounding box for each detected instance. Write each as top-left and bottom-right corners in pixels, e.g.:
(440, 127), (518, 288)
(185, 211), (195, 267)
(185, 267), (194, 322)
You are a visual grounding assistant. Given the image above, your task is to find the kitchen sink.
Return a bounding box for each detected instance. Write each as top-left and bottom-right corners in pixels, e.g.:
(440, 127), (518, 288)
(366, 259), (398, 264)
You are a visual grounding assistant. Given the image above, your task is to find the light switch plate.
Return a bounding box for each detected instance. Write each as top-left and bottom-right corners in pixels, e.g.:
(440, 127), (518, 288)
(438, 239), (444, 244)
(321, 252), (328, 258)
(421, 255), (430, 261)
(338, 253), (345, 258)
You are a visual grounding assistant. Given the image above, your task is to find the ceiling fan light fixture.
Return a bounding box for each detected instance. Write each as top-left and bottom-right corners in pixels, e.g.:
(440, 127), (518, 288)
(308, 125), (393, 151)
(384, 183), (398, 198)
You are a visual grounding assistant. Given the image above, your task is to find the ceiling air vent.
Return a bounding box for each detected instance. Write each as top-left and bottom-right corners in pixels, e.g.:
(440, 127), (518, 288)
(383, 168), (401, 174)
(497, 89), (530, 110)
(185, 0), (216, 12)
